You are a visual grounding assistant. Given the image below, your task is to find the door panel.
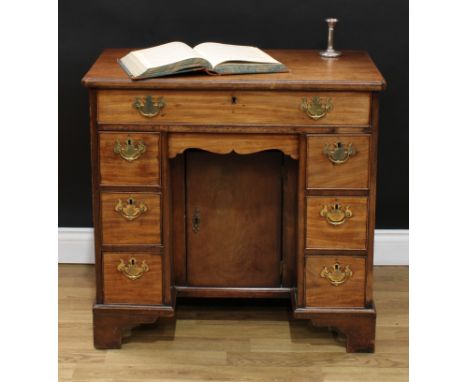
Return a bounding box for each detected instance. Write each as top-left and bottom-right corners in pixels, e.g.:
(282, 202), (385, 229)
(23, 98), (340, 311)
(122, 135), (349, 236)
(186, 150), (283, 287)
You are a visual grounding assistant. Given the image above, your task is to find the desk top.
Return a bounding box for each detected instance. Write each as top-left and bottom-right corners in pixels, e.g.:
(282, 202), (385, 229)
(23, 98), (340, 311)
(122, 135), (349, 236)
(82, 49), (386, 91)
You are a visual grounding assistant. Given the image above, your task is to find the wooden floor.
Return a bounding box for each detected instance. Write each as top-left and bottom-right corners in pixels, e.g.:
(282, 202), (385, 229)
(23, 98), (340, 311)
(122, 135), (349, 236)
(59, 265), (408, 382)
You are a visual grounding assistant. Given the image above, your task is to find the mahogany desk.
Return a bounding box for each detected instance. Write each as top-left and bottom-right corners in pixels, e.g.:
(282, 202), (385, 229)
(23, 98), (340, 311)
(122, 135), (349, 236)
(82, 49), (386, 352)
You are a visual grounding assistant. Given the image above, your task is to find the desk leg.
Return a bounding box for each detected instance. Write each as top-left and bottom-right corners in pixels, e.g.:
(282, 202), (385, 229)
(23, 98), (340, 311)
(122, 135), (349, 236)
(293, 297), (376, 353)
(93, 304), (174, 349)
(308, 310), (376, 353)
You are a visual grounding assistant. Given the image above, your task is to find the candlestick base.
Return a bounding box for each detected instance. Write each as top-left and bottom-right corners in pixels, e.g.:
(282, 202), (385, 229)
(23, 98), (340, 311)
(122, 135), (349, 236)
(319, 49), (342, 58)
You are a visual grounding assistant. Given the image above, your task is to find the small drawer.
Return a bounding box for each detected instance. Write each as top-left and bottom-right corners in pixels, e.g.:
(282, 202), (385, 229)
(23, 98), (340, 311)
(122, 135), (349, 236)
(307, 135), (370, 189)
(305, 255), (366, 308)
(306, 196), (368, 250)
(103, 253), (162, 304)
(97, 90), (371, 126)
(101, 192), (161, 245)
(99, 132), (160, 186)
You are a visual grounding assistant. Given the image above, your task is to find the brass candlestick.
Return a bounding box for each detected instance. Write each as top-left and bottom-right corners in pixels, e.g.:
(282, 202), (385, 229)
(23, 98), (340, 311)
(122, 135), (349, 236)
(320, 18), (342, 58)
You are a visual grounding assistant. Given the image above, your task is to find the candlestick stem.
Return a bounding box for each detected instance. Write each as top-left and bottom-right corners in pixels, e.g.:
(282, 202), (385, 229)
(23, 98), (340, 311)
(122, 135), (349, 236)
(320, 18), (342, 58)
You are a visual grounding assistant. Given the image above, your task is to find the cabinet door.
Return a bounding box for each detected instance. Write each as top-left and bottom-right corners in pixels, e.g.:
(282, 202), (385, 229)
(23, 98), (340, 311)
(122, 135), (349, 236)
(185, 151), (282, 287)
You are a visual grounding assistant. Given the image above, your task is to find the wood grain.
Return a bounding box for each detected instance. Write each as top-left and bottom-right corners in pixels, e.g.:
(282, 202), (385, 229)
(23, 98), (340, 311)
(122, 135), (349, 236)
(88, 90), (104, 304)
(101, 192), (161, 245)
(305, 255), (366, 308)
(170, 154), (187, 285)
(103, 253), (162, 304)
(281, 156), (298, 287)
(306, 196), (368, 250)
(168, 133), (299, 159)
(307, 135), (369, 189)
(97, 90), (371, 126)
(99, 132), (160, 186)
(295, 303), (376, 353)
(175, 286), (291, 299)
(99, 123), (372, 134)
(366, 93), (380, 305)
(82, 49), (386, 91)
(296, 135), (307, 307)
(160, 132), (173, 305)
(93, 306), (160, 349)
(59, 265), (408, 382)
(185, 151), (283, 287)
(84, 49), (386, 355)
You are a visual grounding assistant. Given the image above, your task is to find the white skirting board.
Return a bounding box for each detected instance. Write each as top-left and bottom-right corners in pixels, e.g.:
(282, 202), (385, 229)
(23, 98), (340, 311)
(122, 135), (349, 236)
(58, 228), (408, 265)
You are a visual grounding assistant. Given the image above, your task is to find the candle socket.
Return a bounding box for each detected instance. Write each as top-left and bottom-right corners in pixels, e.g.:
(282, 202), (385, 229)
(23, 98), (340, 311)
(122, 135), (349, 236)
(320, 18), (342, 58)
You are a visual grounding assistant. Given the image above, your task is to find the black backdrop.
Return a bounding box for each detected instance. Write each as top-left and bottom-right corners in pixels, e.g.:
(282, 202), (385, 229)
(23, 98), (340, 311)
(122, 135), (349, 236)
(59, 0), (408, 228)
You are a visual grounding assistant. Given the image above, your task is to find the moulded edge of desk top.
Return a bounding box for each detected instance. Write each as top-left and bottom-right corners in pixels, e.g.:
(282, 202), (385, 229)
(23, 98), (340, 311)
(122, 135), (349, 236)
(82, 49), (386, 91)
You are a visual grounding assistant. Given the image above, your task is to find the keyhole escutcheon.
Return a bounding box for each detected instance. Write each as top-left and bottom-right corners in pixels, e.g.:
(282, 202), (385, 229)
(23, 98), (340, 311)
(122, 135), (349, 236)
(192, 208), (201, 233)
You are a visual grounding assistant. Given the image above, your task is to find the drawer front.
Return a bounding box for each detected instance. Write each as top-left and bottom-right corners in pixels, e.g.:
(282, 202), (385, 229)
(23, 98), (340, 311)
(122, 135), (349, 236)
(306, 196), (368, 250)
(103, 253), (162, 304)
(307, 135), (370, 189)
(101, 192), (161, 245)
(99, 132), (160, 186)
(97, 90), (371, 126)
(305, 255), (366, 307)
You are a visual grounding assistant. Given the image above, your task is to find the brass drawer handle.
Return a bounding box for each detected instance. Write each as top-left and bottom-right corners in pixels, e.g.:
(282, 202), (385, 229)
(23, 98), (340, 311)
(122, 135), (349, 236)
(117, 257), (149, 280)
(320, 202), (352, 226)
(133, 95), (165, 118)
(323, 142), (356, 165)
(320, 262), (353, 286)
(301, 96), (333, 120)
(114, 196), (148, 221)
(114, 138), (146, 162)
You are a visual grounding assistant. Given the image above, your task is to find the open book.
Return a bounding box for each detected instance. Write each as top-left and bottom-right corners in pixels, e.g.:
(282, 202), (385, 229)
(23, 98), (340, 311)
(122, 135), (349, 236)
(118, 42), (288, 79)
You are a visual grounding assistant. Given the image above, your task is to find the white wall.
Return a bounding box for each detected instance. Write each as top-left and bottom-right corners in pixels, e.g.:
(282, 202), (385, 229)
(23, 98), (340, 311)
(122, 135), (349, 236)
(58, 228), (409, 265)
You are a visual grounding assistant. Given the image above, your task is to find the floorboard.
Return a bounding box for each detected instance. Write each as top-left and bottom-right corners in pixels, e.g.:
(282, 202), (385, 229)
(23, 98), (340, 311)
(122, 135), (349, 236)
(58, 265), (408, 382)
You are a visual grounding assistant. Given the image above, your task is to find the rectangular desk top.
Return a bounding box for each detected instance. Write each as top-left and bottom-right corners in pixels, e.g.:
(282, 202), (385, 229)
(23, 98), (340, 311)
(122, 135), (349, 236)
(82, 49), (386, 91)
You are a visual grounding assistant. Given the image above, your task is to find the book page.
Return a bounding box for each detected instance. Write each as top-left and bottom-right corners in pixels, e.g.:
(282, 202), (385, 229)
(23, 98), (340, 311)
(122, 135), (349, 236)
(194, 42), (280, 68)
(132, 41), (203, 69)
(120, 41), (206, 78)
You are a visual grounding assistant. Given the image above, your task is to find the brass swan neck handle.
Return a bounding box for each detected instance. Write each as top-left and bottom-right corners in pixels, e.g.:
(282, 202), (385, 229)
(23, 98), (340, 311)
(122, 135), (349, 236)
(114, 138), (146, 162)
(320, 202), (352, 226)
(323, 142), (356, 165)
(301, 96), (333, 120)
(320, 262), (353, 286)
(117, 257), (149, 280)
(133, 95), (165, 118)
(114, 197), (148, 221)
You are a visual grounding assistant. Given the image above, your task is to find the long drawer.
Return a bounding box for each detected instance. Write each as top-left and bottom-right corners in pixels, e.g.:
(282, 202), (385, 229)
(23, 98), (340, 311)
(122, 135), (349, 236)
(97, 90), (371, 126)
